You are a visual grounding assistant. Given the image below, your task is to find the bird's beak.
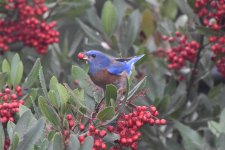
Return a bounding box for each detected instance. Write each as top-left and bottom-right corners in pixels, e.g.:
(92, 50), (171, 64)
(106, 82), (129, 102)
(77, 52), (88, 60)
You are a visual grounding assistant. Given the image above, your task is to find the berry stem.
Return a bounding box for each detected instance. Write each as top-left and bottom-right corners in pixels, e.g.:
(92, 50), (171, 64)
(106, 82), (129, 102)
(186, 34), (204, 101)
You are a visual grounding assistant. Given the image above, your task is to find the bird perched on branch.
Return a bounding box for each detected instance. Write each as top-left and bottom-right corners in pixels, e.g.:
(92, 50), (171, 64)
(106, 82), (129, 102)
(78, 50), (144, 95)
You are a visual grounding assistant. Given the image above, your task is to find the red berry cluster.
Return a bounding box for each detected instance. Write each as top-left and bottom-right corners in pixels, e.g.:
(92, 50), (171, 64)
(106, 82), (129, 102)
(0, 86), (24, 123)
(0, 0), (59, 54)
(162, 32), (200, 70)
(194, 0), (225, 30)
(66, 105), (166, 150)
(83, 125), (107, 150)
(194, 0), (225, 77)
(110, 105), (166, 150)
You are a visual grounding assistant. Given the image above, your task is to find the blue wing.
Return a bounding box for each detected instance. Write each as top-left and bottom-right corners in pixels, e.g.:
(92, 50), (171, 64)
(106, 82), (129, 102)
(107, 54), (144, 75)
(107, 61), (129, 75)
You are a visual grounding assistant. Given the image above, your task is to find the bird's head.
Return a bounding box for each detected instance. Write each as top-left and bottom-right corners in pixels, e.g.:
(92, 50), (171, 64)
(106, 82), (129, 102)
(77, 50), (111, 74)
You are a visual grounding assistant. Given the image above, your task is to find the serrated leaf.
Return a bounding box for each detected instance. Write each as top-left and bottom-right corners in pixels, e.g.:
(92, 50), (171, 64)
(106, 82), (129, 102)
(48, 90), (60, 109)
(39, 67), (50, 102)
(174, 121), (205, 150)
(22, 58), (41, 88)
(101, 0), (118, 36)
(80, 136), (94, 150)
(97, 106), (115, 122)
(49, 76), (58, 90)
(67, 134), (80, 150)
(105, 84), (117, 107)
(0, 122), (4, 150)
(16, 118), (45, 150)
(11, 133), (19, 150)
(53, 133), (64, 150)
(57, 83), (69, 105)
(64, 83), (87, 109)
(38, 96), (61, 128)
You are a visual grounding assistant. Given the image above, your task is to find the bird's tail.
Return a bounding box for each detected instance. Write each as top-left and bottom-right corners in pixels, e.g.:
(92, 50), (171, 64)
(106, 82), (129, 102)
(127, 54), (145, 67)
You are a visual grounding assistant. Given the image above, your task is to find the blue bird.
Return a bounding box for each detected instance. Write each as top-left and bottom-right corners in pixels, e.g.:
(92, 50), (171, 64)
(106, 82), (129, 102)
(78, 50), (144, 94)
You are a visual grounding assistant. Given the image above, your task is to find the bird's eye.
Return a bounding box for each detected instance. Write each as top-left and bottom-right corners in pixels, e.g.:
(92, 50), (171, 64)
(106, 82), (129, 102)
(91, 54), (96, 58)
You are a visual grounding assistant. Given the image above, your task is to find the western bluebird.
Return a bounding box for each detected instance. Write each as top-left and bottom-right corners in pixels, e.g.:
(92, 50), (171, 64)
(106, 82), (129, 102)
(78, 50), (144, 95)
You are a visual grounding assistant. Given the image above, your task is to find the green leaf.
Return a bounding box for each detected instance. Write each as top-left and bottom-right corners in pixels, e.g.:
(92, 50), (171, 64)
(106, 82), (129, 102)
(174, 121), (205, 150)
(101, 0), (118, 36)
(103, 133), (120, 142)
(7, 121), (15, 141)
(38, 96), (61, 128)
(11, 133), (19, 150)
(39, 67), (50, 102)
(71, 65), (103, 101)
(0, 122), (4, 150)
(208, 121), (221, 137)
(2, 59), (10, 73)
(57, 83), (69, 105)
(22, 58), (41, 88)
(127, 76), (147, 100)
(48, 90), (60, 109)
(13, 110), (37, 139)
(80, 136), (94, 150)
(19, 105), (30, 117)
(64, 83), (87, 109)
(53, 133), (64, 150)
(105, 84), (117, 107)
(0, 72), (7, 90)
(120, 10), (140, 51)
(49, 76), (58, 90)
(141, 9), (155, 36)
(16, 118), (45, 150)
(10, 54), (23, 86)
(161, 0), (177, 19)
(97, 106), (115, 122)
(67, 134), (80, 150)
(217, 133), (225, 150)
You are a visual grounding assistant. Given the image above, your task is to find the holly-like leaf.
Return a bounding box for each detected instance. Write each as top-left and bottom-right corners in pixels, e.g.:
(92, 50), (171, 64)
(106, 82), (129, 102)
(38, 96), (61, 128)
(97, 106), (115, 122)
(56, 83), (69, 105)
(22, 58), (41, 88)
(101, 0), (118, 36)
(141, 9), (155, 37)
(2, 59), (10, 73)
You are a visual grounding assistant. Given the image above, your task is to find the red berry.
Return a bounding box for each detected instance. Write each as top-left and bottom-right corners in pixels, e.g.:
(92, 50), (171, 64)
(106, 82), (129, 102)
(79, 124), (85, 131)
(69, 120), (75, 128)
(99, 130), (107, 137)
(160, 119), (167, 125)
(66, 114), (73, 120)
(77, 52), (85, 59)
(11, 94), (17, 100)
(107, 125), (114, 132)
(78, 135), (85, 143)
